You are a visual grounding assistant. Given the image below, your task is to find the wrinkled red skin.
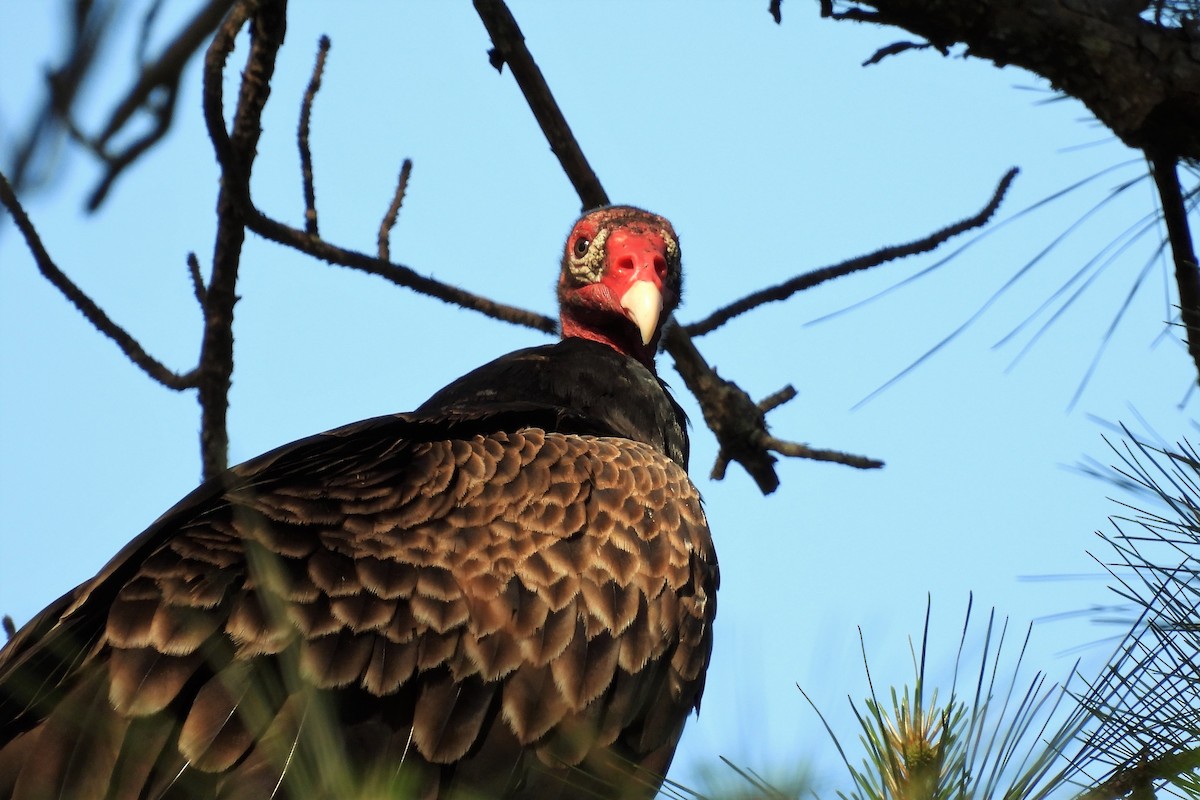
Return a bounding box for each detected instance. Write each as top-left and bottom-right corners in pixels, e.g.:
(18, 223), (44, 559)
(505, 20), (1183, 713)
(558, 209), (676, 370)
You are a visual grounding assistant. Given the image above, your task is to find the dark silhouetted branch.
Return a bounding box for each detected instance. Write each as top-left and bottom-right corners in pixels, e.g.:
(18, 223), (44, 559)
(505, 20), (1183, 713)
(76, 0), (235, 210)
(249, 209), (556, 333)
(1149, 152), (1200, 387)
(7, 0), (111, 196)
(665, 325), (883, 494)
(203, 6), (553, 334)
(712, 384), (885, 477)
(684, 167), (1019, 337)
(187, 252), (207, 307)
(95, 0), (234, 147)
(819, 1), (1200, 162)
(379, 159), (413, 262)
(82, 80), (179, 210)
(0, 170), (198, 391)
(862, 40), (935, 66)
(473, 0), (609, 210)
(197, 0), (284, 479)
(299, 35), (330, 236)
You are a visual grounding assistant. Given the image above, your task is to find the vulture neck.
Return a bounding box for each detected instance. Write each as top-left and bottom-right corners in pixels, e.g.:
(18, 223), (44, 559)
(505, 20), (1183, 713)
(560, 318), (658, 372)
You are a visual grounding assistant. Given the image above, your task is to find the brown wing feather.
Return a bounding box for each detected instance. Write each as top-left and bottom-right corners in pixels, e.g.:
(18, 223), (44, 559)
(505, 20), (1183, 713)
(0, 427), (715, 799)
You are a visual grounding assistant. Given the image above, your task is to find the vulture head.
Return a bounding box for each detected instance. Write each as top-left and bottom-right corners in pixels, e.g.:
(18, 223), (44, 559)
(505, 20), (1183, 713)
(557, 206), (682, 369)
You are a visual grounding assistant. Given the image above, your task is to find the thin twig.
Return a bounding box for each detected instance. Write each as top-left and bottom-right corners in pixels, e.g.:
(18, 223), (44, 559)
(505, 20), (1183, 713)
(84, 80), (180, 210)
(73, 0), (235, 209)
(473, 0), (609, 210)
(379, 159), (413, 262)
(247, 207), (556, 333)
(664, 324), (880, 491)
(136, 0), (169, 67)
(202, 4), (552, 335)
(8, 0), (109, 194)
(0, 170), (197, 390)
(94, 0), (235, 148)
(299, 35), (330, 237)
(763, 437), (884, 469)
(188, 252), (207, 307)
(708, 379), (884, 480)
(863, 40), (935, 66)
(759, 385), (798, 414)
(684, 167), (1019, 337)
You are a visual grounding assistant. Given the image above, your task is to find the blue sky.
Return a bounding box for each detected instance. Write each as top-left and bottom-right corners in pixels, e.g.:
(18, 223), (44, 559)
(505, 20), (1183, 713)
(0, 2), (1187, 793)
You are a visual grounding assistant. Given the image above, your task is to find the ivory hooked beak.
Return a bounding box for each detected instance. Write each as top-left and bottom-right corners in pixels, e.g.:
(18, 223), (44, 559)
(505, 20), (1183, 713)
(620, 280), (664, 346)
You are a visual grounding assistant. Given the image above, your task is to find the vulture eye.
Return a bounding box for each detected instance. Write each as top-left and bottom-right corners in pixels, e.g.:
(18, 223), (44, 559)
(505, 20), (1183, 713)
(572, 237), (591, 258)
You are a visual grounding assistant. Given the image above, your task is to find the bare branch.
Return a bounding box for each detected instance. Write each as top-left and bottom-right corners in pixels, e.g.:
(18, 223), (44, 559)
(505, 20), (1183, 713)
(136, 0), (170, 67)
(763, 437), (885, 470)
(299, 35), (331, 237)
(684, 167), (1019, 337)
(473, 0), (609, 210)
(203, 2), (552, 336)
(247, 207), (556, 334)
(196, 0), (284, 479)
(1148, 152), (1200, 388)
(94, 0), (234, 148)
(0, 170), (198, 390)
(862, 40), (935, 66)
(664, 324), (881, 493)
(379, 159), (414, 262)
(7, 1), (111, 195)
(83, 80), (179, 210)
(707, 379), (884, 481)
(823, 1), (1200, 161)
(68, 0), (236, 209)
(758, 385), (797, 414)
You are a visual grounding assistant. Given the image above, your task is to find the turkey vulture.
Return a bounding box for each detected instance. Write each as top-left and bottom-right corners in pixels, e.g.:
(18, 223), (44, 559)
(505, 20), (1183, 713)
(0, 206), (717, 799)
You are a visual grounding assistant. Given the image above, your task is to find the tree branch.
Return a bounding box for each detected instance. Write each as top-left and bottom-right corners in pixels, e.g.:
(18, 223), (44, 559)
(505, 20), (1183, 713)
(473, 0), (609, 210)
(1148, 152), (1200, 388)
(298, 35), (330, 237)
(187, 252), (207, 307)
(684, 167), (1018, 337)
(197, 0), (283, 479)
(666, 325), (883, 493)
(71, 0), (236, 210)
(0, 170), (198, 391)
(94, 0), (235, 148)
(819, 0), (1200, 161)
(247, 208), (556, 333)
(378, 159), (413, 263)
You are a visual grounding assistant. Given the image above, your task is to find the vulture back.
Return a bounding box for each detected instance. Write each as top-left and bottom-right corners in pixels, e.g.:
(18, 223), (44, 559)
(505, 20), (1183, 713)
(0, 337), (717, 800)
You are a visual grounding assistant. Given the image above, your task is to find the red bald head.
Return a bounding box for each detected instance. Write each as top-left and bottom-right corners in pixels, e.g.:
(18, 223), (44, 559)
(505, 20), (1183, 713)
(557, 206), (682, 370)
